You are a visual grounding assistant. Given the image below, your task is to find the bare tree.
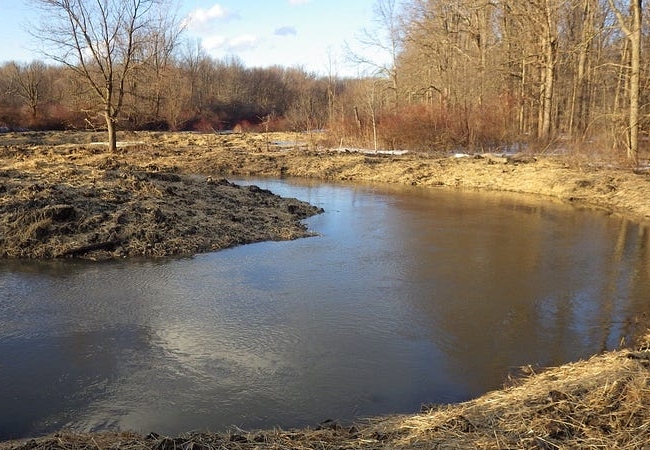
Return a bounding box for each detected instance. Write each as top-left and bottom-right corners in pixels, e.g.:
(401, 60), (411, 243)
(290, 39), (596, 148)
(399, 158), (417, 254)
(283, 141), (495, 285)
(347, 0), (404, 111)
(30, 0), (182, 151)
(501, 0), (560, 140)
(6, 61), (49, 124)
(141, 8), (184, 125)
(566, 0), (598, 136)
(608, 0), (642, 165)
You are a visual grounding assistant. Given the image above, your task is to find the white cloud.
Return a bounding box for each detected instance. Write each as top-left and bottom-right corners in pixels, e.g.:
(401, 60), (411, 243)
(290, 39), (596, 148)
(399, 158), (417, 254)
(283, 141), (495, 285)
(183, 4), (236, 30)
(200, 34), (259, 53)
(226, 34), (258, 51)
(201, 35), (227, 52)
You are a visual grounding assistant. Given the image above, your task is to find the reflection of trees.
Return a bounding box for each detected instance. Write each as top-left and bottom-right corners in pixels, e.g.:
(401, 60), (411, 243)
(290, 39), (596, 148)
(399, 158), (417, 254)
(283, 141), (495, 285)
(386, 190), (650, 394)
(583, 219), (650, 351)
(618, 223), (650, 344)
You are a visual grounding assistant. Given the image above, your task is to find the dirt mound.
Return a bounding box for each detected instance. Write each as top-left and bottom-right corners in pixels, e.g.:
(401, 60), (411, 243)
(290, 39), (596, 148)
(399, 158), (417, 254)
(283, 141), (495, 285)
(0, 143), (322, 259)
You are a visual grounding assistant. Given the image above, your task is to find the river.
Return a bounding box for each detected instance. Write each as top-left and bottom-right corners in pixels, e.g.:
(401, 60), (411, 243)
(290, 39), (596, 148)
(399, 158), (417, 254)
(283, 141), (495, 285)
(1, 178), (649, 440)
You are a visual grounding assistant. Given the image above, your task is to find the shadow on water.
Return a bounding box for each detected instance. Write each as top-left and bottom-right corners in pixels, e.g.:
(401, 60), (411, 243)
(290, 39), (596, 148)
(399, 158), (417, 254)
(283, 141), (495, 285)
(1, 178), (650, 440)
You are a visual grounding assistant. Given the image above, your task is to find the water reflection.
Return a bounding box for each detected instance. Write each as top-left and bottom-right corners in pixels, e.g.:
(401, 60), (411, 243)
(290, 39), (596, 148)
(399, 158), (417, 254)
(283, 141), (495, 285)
(382, 191), (650, 395)
(1, 180), (649, 440)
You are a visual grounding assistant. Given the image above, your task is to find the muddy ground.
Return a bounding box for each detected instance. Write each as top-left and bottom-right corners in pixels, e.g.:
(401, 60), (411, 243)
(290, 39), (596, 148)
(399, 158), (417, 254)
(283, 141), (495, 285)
(0, 132), (326, 260)
(3, 129), (650, 261)
(2, 130), (650, 448)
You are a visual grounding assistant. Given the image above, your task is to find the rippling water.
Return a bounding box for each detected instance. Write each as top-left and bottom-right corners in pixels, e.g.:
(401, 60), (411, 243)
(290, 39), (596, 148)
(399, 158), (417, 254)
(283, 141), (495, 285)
(1, 179), (649, 440)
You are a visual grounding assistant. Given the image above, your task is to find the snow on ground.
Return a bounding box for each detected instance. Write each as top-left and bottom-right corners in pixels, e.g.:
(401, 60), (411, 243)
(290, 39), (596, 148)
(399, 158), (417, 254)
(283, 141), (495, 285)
(332, 147), (409, 155)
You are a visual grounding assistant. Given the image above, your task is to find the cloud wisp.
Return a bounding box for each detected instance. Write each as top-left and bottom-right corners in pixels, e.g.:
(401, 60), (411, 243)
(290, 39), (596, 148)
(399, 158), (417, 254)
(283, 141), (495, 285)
(201, 34), (259, 53)
(183, 3), (238, 30)
(274, 26), (297, 37)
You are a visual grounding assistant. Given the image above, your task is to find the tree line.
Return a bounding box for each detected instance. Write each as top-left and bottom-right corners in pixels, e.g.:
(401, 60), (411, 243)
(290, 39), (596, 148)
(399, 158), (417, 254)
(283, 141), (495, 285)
(2, 0), (648, 163)
(0, 56), (331, 132)
(382, 0), (647, 162)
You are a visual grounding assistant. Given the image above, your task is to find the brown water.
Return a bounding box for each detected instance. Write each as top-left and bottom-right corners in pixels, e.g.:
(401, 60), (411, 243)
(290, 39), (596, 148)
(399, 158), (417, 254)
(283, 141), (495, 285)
(1, 179), (649, 440)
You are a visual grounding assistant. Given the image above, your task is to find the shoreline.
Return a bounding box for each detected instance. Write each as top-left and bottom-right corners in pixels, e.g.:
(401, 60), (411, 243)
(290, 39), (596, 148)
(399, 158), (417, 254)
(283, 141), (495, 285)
(0, 137), (324, 260)
(2, 131), (650, 449)
(3, 343), (650, 449)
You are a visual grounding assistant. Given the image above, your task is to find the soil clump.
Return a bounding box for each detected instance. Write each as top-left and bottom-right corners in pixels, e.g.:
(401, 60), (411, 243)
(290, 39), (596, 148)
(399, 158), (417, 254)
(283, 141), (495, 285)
(0, 134), (323, 259)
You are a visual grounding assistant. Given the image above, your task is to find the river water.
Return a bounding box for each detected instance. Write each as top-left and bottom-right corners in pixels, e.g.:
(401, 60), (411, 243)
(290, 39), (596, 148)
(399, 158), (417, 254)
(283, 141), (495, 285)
(1, 179), (649, 440)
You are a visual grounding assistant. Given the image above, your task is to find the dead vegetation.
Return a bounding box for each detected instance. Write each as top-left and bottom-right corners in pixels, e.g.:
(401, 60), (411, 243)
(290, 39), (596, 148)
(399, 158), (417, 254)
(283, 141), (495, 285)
(0, 133), (324, 259)
(2, 131), (650, 448)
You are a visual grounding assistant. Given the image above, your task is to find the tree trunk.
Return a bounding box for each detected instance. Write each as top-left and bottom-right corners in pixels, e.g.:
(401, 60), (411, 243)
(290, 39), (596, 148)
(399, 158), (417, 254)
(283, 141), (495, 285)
(519, 59), (526, 133)
(628, 0), (641, 166)
(539, 0), (557, 140)
(609, 0), (641, 166)
(106, 114), (117, 152)
(569, 0), (594, 136)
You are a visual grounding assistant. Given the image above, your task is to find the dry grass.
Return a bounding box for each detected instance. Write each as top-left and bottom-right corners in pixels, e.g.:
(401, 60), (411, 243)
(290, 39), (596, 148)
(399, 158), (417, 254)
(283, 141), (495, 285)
(2, 131), (650, 448)
(0, 136), (323, 259)
(385, 350), (650, 449)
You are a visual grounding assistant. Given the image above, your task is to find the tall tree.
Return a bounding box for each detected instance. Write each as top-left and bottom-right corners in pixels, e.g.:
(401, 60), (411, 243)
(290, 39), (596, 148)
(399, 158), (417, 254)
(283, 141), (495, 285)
(347, 0), (404, 110)
(6, 61), (49, 124)
(608, 0), (642, 165)
(141, 8), (184, 125)
(30, 0), (182, 151)
(501, 0), (560, 140)
(567, 0), (597, 136)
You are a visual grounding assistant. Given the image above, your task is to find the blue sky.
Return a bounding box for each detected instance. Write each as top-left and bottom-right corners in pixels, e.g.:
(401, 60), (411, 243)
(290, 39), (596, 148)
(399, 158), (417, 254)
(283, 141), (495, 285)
(0, 0), (382, 76)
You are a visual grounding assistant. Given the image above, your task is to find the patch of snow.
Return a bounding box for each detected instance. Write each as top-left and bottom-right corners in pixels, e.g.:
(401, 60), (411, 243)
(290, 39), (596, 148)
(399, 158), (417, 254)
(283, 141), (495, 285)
(272, 140), (307, 148)
(333, 147), (409, 155)
(88, 141), (146, 147)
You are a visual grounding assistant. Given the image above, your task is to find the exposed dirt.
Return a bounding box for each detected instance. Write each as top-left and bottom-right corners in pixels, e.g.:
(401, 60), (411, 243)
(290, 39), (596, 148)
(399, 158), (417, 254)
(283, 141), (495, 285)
(0, 133), (324, 260)
(2, 130), (650, 448)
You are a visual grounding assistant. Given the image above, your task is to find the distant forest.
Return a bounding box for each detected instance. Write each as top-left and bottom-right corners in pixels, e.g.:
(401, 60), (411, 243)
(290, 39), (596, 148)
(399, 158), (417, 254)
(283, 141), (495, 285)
(3, 0), (649, 162)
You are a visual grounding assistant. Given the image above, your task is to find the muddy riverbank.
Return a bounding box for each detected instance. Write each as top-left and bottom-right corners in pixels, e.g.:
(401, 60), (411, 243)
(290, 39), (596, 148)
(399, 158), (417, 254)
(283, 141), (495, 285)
(2, 130), (650, 448)
(0, 133), (325, 260)
(3, 130), (650, 261)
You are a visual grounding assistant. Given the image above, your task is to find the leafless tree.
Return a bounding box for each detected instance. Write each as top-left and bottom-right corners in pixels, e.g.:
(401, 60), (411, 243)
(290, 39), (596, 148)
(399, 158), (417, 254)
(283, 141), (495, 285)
(141, 8), (184, 125)
(30, 0), (182, 151)
(347, 0), (404, 111)
(608, 0), (642, 165)
(6, 61), (49, 124)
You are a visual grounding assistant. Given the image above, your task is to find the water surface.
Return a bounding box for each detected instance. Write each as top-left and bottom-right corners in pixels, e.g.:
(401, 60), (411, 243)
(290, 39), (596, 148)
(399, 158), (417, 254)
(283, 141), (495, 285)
(1, 179), (649, 440)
